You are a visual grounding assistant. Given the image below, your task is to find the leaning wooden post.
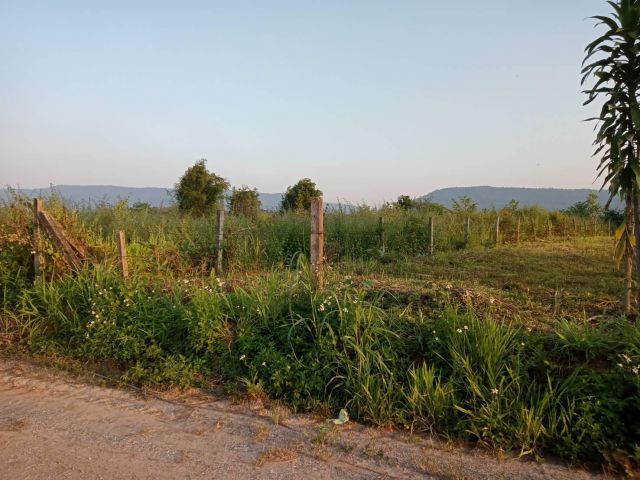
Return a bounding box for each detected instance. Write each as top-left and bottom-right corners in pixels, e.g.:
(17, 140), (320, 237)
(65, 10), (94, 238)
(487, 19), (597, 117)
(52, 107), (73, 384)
(33, 198), (44, 279)
(516, 217), (521, 244)
(378, 216), (385, 256)
(116, 230), (129, 278)
(428, 216), (434, 255)
(215, 207), (224, 275)
(495, 214), (501, 245)
(310, 197), (324, 285)
(464, 216), (471, 247)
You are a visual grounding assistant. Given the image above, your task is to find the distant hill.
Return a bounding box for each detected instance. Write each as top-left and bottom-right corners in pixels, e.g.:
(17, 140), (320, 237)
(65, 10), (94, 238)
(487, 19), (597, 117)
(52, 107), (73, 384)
(0, 185), (285, 211)
(1, 185), (623, 212)
(419, 186), (623, 211)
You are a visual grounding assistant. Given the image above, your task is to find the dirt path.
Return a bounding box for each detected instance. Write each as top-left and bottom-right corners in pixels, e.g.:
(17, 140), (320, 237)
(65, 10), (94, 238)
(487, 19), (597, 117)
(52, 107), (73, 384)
(0, 356), (609, 480)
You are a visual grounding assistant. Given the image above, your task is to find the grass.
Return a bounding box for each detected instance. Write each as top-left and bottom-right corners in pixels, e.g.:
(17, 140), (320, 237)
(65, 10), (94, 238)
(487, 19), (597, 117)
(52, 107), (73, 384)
(0, 195), (638, 473)
(340, 236), (620, 325)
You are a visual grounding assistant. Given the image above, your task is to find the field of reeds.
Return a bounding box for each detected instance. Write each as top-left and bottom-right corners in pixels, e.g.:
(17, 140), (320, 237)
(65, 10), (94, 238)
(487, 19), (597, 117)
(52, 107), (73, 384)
(1, 193), (638, 473)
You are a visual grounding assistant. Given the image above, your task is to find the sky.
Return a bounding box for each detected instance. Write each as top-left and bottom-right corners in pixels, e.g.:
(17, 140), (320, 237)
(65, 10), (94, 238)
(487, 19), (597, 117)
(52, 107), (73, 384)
(0, 0), (610, 204)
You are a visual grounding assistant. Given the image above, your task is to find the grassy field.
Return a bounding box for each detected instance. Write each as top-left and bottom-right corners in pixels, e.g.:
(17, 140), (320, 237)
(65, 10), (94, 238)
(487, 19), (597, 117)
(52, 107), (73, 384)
(0, 197), (638, 473)
(339, 237), (620, 325)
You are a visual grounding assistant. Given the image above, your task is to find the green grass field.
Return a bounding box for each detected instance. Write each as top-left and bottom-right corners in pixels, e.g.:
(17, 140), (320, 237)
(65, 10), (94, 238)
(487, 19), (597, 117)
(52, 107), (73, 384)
(339, 237), (620, 325)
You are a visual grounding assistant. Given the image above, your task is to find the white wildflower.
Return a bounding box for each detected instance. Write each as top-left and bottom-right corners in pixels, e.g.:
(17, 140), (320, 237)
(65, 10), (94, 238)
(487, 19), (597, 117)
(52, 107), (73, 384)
(456, 328), (463, 333)
(491, 388), (499, 395)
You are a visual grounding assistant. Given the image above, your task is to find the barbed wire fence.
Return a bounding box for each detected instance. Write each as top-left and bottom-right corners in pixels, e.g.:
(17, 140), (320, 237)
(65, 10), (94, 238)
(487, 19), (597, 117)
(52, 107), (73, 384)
(29, 196), (614, 282)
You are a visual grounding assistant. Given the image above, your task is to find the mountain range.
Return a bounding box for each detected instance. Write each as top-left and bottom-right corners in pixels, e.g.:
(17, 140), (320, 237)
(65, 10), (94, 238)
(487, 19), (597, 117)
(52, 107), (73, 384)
(420, 186), (622, 211)
(0, 185), (622, 211)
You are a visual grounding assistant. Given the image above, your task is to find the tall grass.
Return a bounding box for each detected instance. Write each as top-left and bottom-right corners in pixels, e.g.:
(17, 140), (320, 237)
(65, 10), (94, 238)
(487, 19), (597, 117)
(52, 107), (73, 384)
(0, 194), (635, 470)
(0, 193), (611, 278)
(1, 257), (639, 469)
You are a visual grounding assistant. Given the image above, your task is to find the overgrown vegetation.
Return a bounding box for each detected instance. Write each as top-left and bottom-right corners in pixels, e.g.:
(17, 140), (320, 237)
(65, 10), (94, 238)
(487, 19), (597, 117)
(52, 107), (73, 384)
(0, 193), (637, 473)
(1, 259), (639, 471)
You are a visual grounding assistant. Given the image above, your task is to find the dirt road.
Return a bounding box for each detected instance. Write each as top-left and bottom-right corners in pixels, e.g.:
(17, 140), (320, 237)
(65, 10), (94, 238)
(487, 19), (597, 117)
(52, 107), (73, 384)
(0, 356), (608, 479)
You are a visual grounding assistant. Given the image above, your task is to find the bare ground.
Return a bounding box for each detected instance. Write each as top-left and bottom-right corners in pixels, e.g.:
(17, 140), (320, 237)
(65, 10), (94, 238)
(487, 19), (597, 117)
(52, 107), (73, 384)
(0, 355), (612, 480)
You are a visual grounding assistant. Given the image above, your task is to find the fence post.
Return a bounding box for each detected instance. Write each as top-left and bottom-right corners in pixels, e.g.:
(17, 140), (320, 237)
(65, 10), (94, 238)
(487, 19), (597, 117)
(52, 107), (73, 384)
(33, 198), (44, 279)
(495, 215), (500, 245)
(464, 216), (470, 247)
(428, 216), (434, 255)
(116, 230), (129, 278)
(516, 217), (521, 244)
(379, 216), (385, 256)
(215, 207), (224, 275)
(310, 197), (324, 284)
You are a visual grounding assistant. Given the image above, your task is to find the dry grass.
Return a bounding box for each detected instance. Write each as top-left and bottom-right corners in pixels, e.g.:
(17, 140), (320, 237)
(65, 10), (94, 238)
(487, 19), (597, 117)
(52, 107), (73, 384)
(256, 446), (298, 467)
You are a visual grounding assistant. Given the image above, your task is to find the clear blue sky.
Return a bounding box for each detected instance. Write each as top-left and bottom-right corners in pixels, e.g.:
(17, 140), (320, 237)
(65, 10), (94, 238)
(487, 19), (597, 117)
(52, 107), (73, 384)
(1, 0), (609, 204)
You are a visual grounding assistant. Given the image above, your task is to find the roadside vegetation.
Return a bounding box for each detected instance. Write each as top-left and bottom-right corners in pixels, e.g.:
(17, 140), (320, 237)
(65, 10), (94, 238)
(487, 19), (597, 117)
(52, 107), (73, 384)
(1, 191), (638, 475)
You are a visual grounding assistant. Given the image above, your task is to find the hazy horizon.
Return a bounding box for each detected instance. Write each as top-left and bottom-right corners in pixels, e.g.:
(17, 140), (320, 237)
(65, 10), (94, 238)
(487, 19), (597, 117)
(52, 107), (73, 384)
(2, 1), (609, 204)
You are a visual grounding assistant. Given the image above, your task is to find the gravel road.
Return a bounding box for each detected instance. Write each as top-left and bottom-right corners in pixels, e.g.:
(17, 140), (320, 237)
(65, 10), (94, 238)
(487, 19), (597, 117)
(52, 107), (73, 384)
(0, 355), (610, 479)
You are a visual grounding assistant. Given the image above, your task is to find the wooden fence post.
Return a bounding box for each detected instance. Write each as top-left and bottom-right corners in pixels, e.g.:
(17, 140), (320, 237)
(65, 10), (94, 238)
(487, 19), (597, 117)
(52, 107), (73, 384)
(495, 215), (501, 245)
(464, 216), (470, 247)
(116, 230), (129, 278)
(379, 216), (385, 256)
(215, 207), (224, 275)
(33, 198), (44, 279)
(428, 216), (434, 255)
(516, 217), (521, 244)
(310, 197), (324, 284)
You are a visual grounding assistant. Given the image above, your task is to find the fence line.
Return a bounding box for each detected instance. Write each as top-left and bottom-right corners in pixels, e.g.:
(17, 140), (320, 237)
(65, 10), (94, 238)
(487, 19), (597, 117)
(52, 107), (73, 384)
(28, 197), (615, 279)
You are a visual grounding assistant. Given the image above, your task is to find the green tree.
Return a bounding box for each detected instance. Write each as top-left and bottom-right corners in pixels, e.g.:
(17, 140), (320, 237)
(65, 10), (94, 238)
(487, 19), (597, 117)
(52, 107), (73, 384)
(564, 193), (603, 218)
(280, 178), (322, 212)
(397, 195), (416, 210)
(451, 196), (478, 214)
(229, 186), (261, 218)
(174, 160), (229, 216)
(582, 0), (640, 310)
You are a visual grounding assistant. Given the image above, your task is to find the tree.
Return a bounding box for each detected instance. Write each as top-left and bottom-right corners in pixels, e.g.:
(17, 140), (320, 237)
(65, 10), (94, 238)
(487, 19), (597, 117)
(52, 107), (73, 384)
(582, 0), (640, 310)
(175, 160), (229, 216)
(564, 193), (603, 218)
(280, 178), (322, 212)
(451, 196), (478, 214)
(229, 186), (261, 219)
(397, 195), (416, 210)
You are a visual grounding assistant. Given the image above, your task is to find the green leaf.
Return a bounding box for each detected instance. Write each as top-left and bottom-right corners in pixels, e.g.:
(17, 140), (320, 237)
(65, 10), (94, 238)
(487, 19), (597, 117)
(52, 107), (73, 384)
(632, 106), (640, 132)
